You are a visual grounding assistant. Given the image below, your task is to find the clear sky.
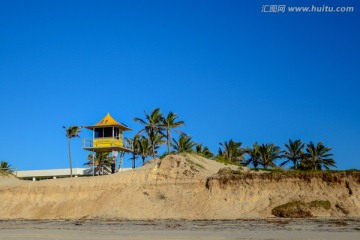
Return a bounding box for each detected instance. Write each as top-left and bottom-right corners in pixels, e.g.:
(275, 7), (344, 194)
(0, 0), (359, 170)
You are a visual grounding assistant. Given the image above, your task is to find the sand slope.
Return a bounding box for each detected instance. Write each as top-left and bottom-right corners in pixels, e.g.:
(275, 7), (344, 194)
(1, 154), (359, 220)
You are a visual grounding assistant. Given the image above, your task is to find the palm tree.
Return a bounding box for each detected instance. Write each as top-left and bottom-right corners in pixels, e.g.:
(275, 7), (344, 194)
(172, 134), (196, 153)
(0, 161), (13, 175)
(133, 108), (164, 158)
(281, 139), (305, 170)
(302, 141), (336, 170)
(126, 136), (140, 169)
(153, 132), (166, 151)
(161, 112), (185, 154)
(244, 143), (261, 170)
(63, 126), (81, 178)
(137, 136), (151, 165)
(196, 144), (214, 159)
(84, 152), (112, 175)
(258, 143), (282, 169)
(218, 139), (245, 164)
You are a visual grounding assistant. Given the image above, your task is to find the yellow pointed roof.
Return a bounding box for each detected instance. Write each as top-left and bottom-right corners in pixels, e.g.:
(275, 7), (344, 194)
(84, 113), (131, 131)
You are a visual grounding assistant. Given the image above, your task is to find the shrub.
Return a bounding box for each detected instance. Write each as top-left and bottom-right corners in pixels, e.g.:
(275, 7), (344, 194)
(272, 201), (312, 218)
(272, 200), (331, 218)
(308, 200), (331, 210)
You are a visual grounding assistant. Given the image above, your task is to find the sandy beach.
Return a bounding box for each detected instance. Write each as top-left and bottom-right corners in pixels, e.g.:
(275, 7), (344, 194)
(0, 219), (359, 240)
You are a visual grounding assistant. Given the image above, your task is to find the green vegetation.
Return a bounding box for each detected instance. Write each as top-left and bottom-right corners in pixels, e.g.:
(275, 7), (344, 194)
(244, 143), (261, 170)
(137, 136), (151, 165)
(70, 107), (343, 173)
(133, 108), (184, 163)
(134, 108), (165, 159)
(130, 108), (340, 172)
(302, 141), (336, 170)
(308, 200), (331, 209)
(63, 125), (81, 178)
(84, 152), (112, 175)
(258, 143), (282, 169)
(215, 139), (245, 165)
(271, 200), (331, 218)
(172, 134), (196, 154)
(0, 161), (13, 175)
(211, 169), (360, 184)
(196, 144), (214, 159)
(161, 112), (185, 154)
(281, 139), (305, 170)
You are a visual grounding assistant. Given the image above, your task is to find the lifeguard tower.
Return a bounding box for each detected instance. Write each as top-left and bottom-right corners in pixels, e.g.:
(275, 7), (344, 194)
(82, 113), (133, 173)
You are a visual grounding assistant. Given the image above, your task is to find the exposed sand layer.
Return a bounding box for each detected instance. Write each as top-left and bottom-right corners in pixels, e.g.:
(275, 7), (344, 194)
(1, 154), (359, 220)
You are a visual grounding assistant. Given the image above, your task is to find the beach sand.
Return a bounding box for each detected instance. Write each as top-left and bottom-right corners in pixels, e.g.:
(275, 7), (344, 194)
(0, 219), (359, 240)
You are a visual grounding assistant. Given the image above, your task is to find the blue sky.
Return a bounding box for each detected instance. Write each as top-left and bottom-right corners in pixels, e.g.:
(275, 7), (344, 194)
(0, 0), (359, 170)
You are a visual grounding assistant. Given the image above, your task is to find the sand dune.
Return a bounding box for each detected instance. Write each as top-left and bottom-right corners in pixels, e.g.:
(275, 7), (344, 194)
(1, 154), (359, 220)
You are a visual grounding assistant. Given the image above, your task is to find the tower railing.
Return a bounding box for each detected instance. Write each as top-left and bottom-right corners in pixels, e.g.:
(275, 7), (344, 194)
(82, 138), (133, 151)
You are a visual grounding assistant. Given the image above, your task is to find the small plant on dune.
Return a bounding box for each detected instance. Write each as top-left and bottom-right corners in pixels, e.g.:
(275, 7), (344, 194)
(0, 161), (13, 176)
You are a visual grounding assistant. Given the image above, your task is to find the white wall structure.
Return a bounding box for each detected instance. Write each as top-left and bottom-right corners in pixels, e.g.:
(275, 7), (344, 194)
(16, 168), (131, 181)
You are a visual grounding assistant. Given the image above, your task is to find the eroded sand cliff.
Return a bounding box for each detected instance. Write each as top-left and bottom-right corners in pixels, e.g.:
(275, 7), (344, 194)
(1, 154), (359, 219)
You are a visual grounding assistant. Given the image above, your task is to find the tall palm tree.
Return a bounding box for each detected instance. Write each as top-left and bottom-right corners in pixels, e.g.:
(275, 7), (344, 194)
(196, 144), (214, 159)
(244, 143), (261, 170)
(302, 141), (336, 170)
(281, 139), (305, 170)
(84, 152), (112, 175)
(63, 126), (81, 178)
(172, 134), (196, 153)
(218, 139), (245, 164)
(0, 161), (13, 174)
(133, 108), (164, 158)
(258, 143), (282, 169)
(161, 112), (185, 154)
(137, 136), (151, 165)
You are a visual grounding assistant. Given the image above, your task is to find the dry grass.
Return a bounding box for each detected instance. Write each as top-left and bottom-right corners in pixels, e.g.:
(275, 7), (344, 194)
(209, 169), (360, 184)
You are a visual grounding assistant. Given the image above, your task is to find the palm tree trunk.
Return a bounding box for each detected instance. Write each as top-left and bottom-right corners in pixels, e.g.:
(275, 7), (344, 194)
(152, 142), (155, 159)
(132, 153), (136, 169)
(293, 159), (297, 170)
(167, 129), (171, 154)
(68, 138), (73, 178)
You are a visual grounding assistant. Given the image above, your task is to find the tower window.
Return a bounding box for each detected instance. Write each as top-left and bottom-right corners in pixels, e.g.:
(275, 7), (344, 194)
(114, 128), (120, 138)
(94, 128), (103, 138)
(104, 127), (112, 137)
